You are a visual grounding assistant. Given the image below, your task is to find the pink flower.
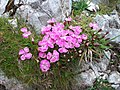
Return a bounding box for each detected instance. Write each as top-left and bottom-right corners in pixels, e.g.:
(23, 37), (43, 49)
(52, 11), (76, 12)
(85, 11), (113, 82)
(22, 31), (31, 38)
(19, 47), (32, 60)
(77, 37), (82, 43)
(89, 22), (98, 30)
(47, 52), (52, 60)
(56, 39), (66, 47)
(47, 18), (56, 24)
(24, 47), (29, 53)
(48, 50), (59, 63)
(74, 43), (80, 48)
(39, 52), (46, 58)
(65, 17), (72, 22)
(69, 26), (82, 35)
(49, 32), (60, 40)
(40, 60), (50, 72)
(25, 53), (32, 59)
(64, 42), (74, 49)
(54, 23), (64, 30)
(20, 27), (32, 38)
(38, 45), (48, 52)
(58, 48), (68, 53)
(41, 25), (51, 35)
(19, 49), (25, 55)
(20, 55), (26, 60)
(81, 34), (87, 40)
(38, 40), (47, 46)
(47, 38), (54, 48)
(21, 27), (27, 33)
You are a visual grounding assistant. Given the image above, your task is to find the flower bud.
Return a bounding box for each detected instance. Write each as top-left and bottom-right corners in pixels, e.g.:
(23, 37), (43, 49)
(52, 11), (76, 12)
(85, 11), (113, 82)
(98, 29), (102, 32)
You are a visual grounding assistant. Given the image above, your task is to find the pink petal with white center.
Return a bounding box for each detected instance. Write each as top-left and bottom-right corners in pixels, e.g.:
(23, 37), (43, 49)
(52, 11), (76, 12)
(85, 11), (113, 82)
(47, 52), (52, 60)
(24, 47), (29, 53)
(22, 33), (29, 38)
(19, 49), (25, 55)
(20, 27), (27, 33)
(39, 52), (46, 58)
(40, 60), (50, 72)
(20, 55), (26, 60)
(25, 53), (32, 59)
(58, 48), (68, 53)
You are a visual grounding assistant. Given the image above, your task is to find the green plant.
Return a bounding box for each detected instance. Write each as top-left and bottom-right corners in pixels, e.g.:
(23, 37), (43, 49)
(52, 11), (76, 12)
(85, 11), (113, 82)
(0, 14), (112, 90)
(87, 78), (115, 90)
(71, 15), (110, 64)
(0, 17), (82, 90)
(72, 0), (89, 16)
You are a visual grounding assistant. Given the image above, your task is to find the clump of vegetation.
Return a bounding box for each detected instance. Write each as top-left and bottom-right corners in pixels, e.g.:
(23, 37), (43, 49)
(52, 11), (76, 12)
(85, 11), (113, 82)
(87, 78), (115, 90)
(98, 0), (120, 15)
(72, 0), (89, 16)
(0, 17), (43, 88)
(0, 3), (114, 89)
(98, 4), (114, 15)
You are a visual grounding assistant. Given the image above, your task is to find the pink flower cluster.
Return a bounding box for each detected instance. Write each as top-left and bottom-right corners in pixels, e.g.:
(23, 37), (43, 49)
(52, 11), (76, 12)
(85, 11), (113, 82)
(39, 17), (87, 72)
(19, 47), (32, 60)
(20, 27), (31, 38)
(89, 22), (98, 30)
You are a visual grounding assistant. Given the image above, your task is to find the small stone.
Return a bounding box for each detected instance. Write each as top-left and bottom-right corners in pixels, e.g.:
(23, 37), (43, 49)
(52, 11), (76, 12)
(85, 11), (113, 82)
(108, 71), (120, 84)
(80, 69), (96, 86)
(87, 1), (99, 12)
(111, 84), (120, 89)
(8, 19), (17, 28)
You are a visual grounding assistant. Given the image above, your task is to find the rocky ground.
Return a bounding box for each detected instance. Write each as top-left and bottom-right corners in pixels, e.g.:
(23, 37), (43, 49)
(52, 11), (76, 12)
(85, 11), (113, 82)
(0, 0), (120, 90)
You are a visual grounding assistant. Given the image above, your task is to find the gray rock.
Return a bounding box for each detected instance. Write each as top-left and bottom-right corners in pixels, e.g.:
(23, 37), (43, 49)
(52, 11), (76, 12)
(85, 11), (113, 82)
(80, 69), (97, 86)
(108, 71), (120, 84)
(94, 10), (120, 43)
(108, 71), (120, 89)
(0, 0), (72, 33)
(75, 51), (111, 87)
(0, 69), (30, 90)
(87, 1), (99, 12)
(117, 86), (120, 90)
(91, 0), (109, 5)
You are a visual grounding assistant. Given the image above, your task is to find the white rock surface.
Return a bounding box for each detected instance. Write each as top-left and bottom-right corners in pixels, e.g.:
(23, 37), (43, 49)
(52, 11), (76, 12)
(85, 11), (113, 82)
(0, 0), (72, 33)
(75, 51), (111, 87)
(108, 71), (120, 84)
(8, 18), (18, 28)
(108, 71), (120, 89)
(0, 69), (29, 90)
(87, 1), (99, 12)
(80, 69), (97, 86)
(95, 10), (120, 43)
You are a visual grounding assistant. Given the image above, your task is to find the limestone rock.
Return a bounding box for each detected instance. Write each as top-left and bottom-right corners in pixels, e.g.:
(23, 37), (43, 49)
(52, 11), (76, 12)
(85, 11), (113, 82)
(95, 10), (120, 43)
(75, 51), (111, 87)
(0, 0), (72, 33)
(80, 69), (97, 86)
(108, 71), (120, 89)
(0, 69), (30, 90)
(87, 1), (99, 12)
